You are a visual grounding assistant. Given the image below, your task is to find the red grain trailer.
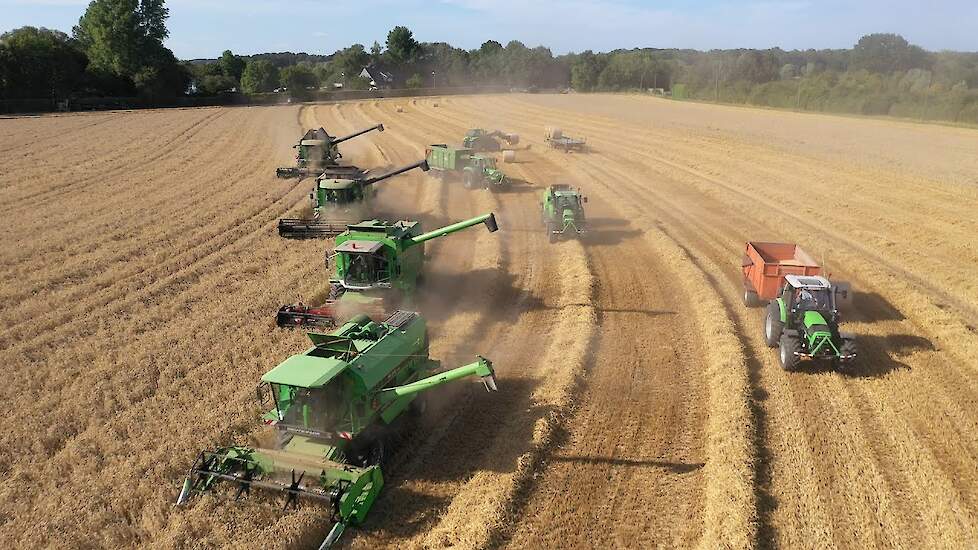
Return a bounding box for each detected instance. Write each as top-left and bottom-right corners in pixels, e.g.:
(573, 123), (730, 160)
(741, 242), (823, 307)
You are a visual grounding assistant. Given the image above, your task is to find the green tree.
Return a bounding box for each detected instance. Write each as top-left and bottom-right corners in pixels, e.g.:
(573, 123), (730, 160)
(73, 0), (186, 96)
(851, 33), (930, 74)
(219, 49), (245, 80)
(240, 59), (279, 93)
(386, 26), (419, 64)
(332, 44), (369, 81)
(406, 73), (424, 88)
(280, 64), (319, 94)
(370, 41), (382, 60)
(0, 27), (88, 99)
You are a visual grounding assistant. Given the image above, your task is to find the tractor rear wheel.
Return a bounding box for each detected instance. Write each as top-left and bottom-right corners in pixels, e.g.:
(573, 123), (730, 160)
(779, 334), (801, 371)
(764, 305), (783, 347)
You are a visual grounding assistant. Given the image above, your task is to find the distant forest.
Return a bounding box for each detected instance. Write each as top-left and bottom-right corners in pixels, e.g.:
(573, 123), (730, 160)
(2, 0), (978, 123)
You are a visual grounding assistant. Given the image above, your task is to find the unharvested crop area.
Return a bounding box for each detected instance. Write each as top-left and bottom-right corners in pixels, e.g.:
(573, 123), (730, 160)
(1, 94), (977, 549)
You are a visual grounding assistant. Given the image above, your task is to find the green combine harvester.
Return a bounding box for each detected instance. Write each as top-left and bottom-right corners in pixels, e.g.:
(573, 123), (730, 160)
(311, 160), (429, 211)
(277, 160), (431, 239)
(425, 144), (508, 190)
(276, 124), (385, 180)
(277, 212), (499, 328)
(461, 128), (519, 152)
(176, 310), (498, 548)
(540, 184), (587, 243)
(763, 274), (857, 371)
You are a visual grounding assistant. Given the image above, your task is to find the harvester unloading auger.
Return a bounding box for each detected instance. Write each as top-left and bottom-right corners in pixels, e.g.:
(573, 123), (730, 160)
(277, 160), (430, 239)
(277, 212), (498, 328)
(176, 310), (498, 549)
(275, 123), (385, 181)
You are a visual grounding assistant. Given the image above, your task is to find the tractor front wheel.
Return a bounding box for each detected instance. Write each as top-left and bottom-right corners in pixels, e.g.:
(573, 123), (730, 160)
(779, 334), (800, 372)
(764, 305), (783, 347)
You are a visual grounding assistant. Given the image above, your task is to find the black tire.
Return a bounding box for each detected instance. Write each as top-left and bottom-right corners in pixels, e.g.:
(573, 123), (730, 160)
(353, 437), (387, 468)
(779, 334), (800, 372)
(744, 289), (760, 308)
(834, 338), (857, 372)
(548, 229), (558, 243)
(764, 304), (784, 348)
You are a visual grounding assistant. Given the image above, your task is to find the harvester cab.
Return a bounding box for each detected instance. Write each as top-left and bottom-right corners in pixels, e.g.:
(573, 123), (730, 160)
(764, 274), (857, 372)
(277, 213), (499, 328)
(176, 311), (498, 548)
(541, 184), (588, 243)
(276, 124), (384, 180)
(462, 128), (519, 152)
(312, 159), (429, 213)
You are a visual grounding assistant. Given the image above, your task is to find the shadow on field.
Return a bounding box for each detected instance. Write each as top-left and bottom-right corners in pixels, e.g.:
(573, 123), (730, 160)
(496, 178), (539, 195)
(419, 266), (546, 328)
(357, 485), (452, 540)
(851, 291), (905, 323)
(358, 377), (550, 540)
(841, 333), (934, 378)
(550, 455), (705, 474)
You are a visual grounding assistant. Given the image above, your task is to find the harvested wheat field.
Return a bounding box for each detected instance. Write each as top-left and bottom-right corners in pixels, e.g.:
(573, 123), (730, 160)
(1, 94), (977, 549)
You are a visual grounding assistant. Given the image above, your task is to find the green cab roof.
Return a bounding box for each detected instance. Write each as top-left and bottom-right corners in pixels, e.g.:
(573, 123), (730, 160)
(261, 353), (346, 388)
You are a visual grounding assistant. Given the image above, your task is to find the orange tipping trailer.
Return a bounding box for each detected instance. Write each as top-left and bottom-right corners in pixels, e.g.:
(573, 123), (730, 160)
(742, 242), (822, 307)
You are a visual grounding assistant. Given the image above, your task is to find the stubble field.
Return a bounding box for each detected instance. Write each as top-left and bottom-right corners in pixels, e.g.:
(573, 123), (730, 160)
(1, 93), (977, 549)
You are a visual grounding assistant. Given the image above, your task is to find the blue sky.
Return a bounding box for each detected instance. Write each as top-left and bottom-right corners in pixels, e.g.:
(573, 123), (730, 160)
(2, 0), (975, 59)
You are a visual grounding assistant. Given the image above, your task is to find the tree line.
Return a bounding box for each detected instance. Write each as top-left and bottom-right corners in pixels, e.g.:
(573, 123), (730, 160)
(2, 1), (977, 123)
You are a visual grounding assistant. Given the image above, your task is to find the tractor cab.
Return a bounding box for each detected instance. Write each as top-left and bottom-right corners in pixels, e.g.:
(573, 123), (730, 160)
(781, 275), (837, 319)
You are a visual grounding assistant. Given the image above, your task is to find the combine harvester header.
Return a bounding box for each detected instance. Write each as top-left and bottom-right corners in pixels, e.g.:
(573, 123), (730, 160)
(176, 311), (497, 548)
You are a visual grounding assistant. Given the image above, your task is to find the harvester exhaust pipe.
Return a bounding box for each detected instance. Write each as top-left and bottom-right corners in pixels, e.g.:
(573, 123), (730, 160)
(330, 123), (385, 146)
(362, 160), (429, 186)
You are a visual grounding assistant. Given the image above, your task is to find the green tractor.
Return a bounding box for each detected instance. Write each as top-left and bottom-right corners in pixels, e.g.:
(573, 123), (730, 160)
(176, 310), (498, 548)
(541, 184), (587, 243)
(276, 124), (385, 180)
(763, 274), (857, 371)
(425, 144), (508, 191)
(461, 128), (519, 152)
(277, 213), (499, 328)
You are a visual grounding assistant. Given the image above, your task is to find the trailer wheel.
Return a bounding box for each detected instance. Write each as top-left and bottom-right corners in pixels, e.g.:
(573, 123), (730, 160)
(764, 305), (783, 347)
(743, 289), (760, 308)
(779, 334), (800, 371)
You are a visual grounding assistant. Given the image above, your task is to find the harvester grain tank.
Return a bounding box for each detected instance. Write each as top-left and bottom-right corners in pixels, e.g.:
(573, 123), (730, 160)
(544, 127), (587, 153)
(741, 242), (856, 371)
(461, 128), (519, 152)
(425, 144), (508, 190)
(277, 212), (499, 328)
(275, 123), (385, 180)
(541, 184), (587, 243)
(176, 310), (498, 548)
